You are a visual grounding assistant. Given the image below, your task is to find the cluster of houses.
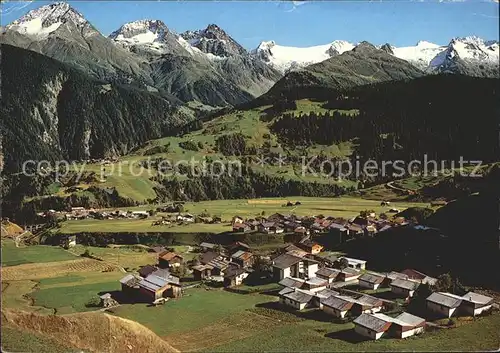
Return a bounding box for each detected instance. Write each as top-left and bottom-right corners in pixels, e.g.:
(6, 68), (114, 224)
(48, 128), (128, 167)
(192, 241), (255, 287)
(230, 212), (407, 243)
(270, 242), (494, 341)
(37, 207), (152, 221)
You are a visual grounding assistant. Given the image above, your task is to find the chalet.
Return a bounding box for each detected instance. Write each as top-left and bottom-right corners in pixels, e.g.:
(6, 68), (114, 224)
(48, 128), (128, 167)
(293, 226), (310, 236)
(390, 278), (419, 299)
(460, 292), (494, 316)
(390, 312), (426, 339)
(321, 254), (339, 267)
(426, 292), (463, 318)
(358, 273), (385, 290)
(232, 223), (251, 233)
(353, 313), (393, 340)
(228, 241), (251, 254)
(138, 272), (182, 301)
(296, 239), (324, 254)
(223, 266), (249, 287)
(321, 296), (355, 318)
(231, 250), (254, 268)
(158, 252), (183, 268)
(346, 224), (364, 237)
(315, 267), (340, 283)
(206, 256), (231, 276)
(279, 288), (315, 310)
(384, 271), (409, 284)
(401, 269), (437, 286)
(138, 265), (157, 278)
(337, 267), (361, 282)
(282, 244), (309, 258)
(340, 257), (367, 270)
(192, 264), (213, 281)
(272, 253), (319, 281)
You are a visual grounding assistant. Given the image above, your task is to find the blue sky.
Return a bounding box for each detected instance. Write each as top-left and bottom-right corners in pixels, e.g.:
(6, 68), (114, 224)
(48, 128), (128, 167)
(1, 1), (499, 49)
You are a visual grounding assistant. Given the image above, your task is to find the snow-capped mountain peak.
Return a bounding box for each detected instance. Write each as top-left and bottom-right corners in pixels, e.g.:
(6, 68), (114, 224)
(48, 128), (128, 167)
(251, 39), (354, 73)
(7, 2), (90, 37)
(109, 19), (170, 44)
(180, 24), (247, 57)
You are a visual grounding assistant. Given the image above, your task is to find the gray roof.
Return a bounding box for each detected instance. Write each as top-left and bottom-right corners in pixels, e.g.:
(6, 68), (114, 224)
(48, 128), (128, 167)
(462, 292), (493, 305)
(314, 288), (339, 299)
(359, 273), (384, 284)
(120, 274), (135, 285)
(385, 271), (409, 281)
(279, 277), (305, 288)
(341, 267), (360, 276)
(224, 266), (247, 279)
(278, 287), (295, 296)
(321, 296), (355, 311)
(305, 277), (328, 286)
(152, 269), (180, 285)
(139, 275), (168, 292)
(426, 292), (462, 308)
(273, 253), (303, 269)
(200, 242), (217, 248)
(391, 278), (419, 291)
(357, 295), (383, 307)
(283, 290), (314, 304)
(316, 267), (340, 278)
(394, 312), (426, 327)
(100, 293), (112, 299)
(354, 313), (392, 332)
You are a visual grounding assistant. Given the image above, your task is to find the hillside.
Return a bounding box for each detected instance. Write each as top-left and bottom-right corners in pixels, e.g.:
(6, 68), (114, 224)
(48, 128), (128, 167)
(1, 44), (192, 173)
(2, 309), (178, 353)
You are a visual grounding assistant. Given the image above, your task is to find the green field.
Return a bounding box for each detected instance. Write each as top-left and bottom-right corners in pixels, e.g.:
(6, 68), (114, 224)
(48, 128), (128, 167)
(1, 240), (76, 266)
(58, 197), (430, 234)
(1, 325), (78, 353)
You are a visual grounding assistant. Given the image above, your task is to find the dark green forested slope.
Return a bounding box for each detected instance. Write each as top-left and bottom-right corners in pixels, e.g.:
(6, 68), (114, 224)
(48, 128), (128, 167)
(1, 44), (192, 172)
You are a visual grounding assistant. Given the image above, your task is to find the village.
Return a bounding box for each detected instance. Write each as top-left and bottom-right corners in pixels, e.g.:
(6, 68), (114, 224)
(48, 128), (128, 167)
(79, 208), (497, 343)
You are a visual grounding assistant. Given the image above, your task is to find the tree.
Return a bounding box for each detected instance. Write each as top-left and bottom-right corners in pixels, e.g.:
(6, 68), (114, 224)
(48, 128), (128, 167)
(433, 273), (452, 292)
(338, 257), (349, 270)
(252, 255), (271, 273)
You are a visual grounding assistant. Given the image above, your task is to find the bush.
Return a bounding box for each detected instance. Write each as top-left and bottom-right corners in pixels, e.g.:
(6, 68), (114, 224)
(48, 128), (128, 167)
(179, 140), (199, 151)
(85, 295), (101, 308)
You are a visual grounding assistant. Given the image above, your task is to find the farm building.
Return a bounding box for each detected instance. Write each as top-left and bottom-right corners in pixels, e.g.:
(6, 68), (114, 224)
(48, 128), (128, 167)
(230, 250), (254, 268)
(138, 272), (181, 301)
(356, 295), (384, 314)
(337, 267), (361, 282)
(426, 292), (463, 318)
(460, 292), (494, 316)
(383, 271), (409, 286)
(358, 273), (385, 290)
(223, 266), (249, 287)
(390, 312), (426, 338)
(321, 296), (355, 318)
(390, 278), (420, 298)
(232, 223), (251, 233)
(62, 235), (77, 249)
(119, 274), (141, 295)
(302, 277), (328, 292)
(279, 288), (315, 310)
(315, 267), (340, 283)
(199, 251), (221, 265)
(353, 312), (425, 340)
(353, 313), (393, 340)
(192, 264), (213, 281)
(313, 289), (339, 308)
(401, 269), (437, 286)
(158, 252), (183, 268)
(199, 242), (217, 252)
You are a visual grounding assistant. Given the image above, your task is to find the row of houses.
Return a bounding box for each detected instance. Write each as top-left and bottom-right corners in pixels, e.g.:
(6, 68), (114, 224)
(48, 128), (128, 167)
(230, 213), (406, 241)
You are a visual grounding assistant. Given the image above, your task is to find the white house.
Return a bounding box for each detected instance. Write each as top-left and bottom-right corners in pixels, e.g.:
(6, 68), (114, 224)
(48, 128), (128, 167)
(390, 312), (426, 338)
(315, 267), (340, 284)
(321, 296), (356, 318)
(460, 292), (494, 316)
(272, 253), (319, 281)
(426, 292), (463, 318)
(353, 313), (393, 340)
(340, 257), (367, 270)
(279, 288), (315, 310)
